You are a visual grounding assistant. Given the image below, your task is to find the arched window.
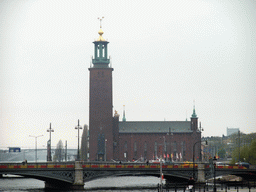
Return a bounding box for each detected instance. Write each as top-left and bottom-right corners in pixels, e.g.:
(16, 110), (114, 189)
(102, 45), (105, 57)
(182, 141), (186, 159)
(173, 141), (177, 151)
(144, 142), (147, 160)
(173, 141), (177, 160)
(124, 141), (128, 160)
(124, 141), (127, 151)
(134, 141), (137, 159)
(97, 45), (100, 57)
(154, 141), (158, 158)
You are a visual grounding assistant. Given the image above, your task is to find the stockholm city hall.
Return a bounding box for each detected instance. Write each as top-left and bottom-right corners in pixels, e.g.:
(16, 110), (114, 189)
(88, 20), (201, 162)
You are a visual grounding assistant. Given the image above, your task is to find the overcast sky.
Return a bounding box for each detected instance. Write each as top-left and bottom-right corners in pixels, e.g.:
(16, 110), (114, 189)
(1, 0), (255, 149)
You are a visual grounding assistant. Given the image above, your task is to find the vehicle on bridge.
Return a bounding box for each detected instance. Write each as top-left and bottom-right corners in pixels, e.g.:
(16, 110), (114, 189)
(235, 162), (250, 168)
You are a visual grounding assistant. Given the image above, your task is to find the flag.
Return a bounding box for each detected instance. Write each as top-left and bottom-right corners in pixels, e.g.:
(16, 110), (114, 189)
(176, 153), (179, 160)
(164, 154), (166, 158)
(167, 154), (170, 158)
(180, 152), (182, 159)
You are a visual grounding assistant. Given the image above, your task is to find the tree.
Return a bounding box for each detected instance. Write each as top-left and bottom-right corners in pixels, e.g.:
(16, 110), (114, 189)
(231, 139), (256, 165)
(54, 140), (64, 162)
(218, 148), (226, 159)
(248, 140), (256, 165)
(81, 124), (88, 161)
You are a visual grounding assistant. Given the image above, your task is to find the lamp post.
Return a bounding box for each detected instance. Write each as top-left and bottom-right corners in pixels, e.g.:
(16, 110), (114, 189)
(238, 130), (240, 162)
(193, 140), (207, 180)
(160, 155), (163, 192)
(163, 136), (166, 160)
(105, 139), (107, 161)
(167, 127), (173, 161)
(199, 122), (204, 161)
(158, 135), (167, 192)
(193, 140), (201, 180)
(75, 119), (82, 161)
(213, 156), (217, 192)
(29, 135), (43, 163)
(47, 123), (54, 161)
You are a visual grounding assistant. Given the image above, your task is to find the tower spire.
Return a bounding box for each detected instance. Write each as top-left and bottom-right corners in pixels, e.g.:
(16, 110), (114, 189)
(191, 100), (197, 118)
(122, 105), (126, 122)
(91, 17), (110, 68)
(190, 100), (198, 131)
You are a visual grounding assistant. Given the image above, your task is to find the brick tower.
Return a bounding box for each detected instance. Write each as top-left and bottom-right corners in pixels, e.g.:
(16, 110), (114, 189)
(88, 21), (113, 161)
(190, 104), (198, 132)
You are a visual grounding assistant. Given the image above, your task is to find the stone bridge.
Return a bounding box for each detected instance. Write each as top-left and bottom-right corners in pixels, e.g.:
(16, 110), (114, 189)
(0, 162), (255, 189)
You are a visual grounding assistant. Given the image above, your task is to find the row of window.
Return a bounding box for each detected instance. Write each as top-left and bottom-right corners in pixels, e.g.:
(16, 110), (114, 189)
(123, 141), (186, 160)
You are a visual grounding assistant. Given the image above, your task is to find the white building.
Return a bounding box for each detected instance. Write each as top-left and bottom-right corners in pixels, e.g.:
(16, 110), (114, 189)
(227, 127), (239, 136)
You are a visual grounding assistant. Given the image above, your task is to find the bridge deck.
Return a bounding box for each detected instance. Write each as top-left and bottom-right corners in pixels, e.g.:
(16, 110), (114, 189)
(0, 162), (250, 170)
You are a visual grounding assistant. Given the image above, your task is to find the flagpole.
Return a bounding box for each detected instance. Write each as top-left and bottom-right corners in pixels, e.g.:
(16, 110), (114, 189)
(160, 155), (163, 192)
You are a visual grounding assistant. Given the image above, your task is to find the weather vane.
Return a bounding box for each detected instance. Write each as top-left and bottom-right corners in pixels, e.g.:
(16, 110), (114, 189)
(98, 16), (104, 28)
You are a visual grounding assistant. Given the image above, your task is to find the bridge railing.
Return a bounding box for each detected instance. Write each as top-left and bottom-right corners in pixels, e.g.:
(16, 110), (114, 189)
(0, 161), (252, 169)
(80, 161), (197, 169)
(0, 162), (75, 169)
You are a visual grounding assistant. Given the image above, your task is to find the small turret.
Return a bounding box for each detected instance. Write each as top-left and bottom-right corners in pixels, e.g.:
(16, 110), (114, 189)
(190, 102), (198, 131)
(122, 105), (126, 122)
(191, 105), (197, 118)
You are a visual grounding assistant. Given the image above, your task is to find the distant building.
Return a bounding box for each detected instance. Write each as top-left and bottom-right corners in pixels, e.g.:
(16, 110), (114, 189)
(227, 128), (239, 136)
(88, 25), (202, 162)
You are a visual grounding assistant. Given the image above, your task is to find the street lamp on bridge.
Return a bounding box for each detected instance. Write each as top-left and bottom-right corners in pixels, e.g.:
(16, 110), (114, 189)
(75, 119), (82, 161)
(105, 139), (107, 161)
(213, 156), (217, 192)
(47, 123), (54, 161)
(29, 134), (43, 164)
(199, 122), (204, 161)
(193, 140), (207, 180)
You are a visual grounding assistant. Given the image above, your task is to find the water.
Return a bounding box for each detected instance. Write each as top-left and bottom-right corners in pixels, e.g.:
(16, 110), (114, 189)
(0, 175), (162, 192)
(0, 177), (44, 191)
(0, 175), (256, 192)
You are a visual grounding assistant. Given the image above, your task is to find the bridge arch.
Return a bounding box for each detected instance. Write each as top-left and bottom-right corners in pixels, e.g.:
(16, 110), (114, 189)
(0, 169), (75, 189)
(82, 169), (191, 184)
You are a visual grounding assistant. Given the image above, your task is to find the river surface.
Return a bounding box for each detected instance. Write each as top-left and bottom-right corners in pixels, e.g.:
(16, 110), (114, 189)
(0, 175), (163, 192)
(1, 175), (256, 192)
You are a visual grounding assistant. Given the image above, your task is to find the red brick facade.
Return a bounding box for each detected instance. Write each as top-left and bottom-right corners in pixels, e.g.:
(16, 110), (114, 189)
(112, 118), (201, 162)
(89, 68), (113, 161)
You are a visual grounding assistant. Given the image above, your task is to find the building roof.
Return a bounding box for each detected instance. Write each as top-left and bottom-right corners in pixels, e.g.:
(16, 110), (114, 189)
(119, 121), (192, 133)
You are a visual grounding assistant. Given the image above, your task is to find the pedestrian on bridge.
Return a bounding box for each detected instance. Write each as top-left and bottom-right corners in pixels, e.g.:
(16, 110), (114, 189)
(187, 177), (195, 192)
